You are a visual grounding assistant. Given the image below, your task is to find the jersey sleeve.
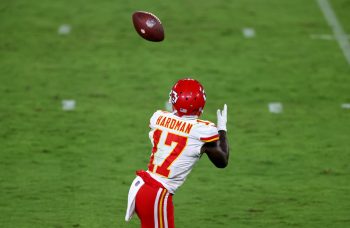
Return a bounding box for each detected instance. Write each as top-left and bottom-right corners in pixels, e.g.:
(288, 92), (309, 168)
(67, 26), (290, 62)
(192, 121), (219, 143)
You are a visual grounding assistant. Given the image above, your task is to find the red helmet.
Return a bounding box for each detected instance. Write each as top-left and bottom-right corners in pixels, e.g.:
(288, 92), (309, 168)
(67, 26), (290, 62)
(169, 78), (206, 117)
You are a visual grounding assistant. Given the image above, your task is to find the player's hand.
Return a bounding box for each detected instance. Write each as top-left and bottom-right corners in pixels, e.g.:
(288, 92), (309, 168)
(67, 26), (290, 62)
(217, 104), (227, 132)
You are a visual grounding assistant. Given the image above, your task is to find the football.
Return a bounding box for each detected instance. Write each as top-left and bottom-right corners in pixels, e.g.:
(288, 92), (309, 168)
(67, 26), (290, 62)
(132, 11), (164, 42)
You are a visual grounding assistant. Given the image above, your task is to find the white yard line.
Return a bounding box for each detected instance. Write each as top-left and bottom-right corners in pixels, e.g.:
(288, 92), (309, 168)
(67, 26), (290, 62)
(317, 0), (350, 65)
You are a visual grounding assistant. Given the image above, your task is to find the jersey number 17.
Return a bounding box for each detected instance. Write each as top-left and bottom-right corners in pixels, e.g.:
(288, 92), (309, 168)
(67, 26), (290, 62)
(148, 129), (187, 177)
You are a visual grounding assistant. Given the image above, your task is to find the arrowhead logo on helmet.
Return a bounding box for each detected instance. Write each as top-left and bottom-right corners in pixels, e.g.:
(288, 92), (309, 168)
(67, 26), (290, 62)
(169, 90), (179, 104)
(169, 78), (206, 117)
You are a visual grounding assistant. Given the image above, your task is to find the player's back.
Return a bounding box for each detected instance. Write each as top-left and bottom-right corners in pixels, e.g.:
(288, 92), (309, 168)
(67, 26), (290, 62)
(147, 110), (219, 193)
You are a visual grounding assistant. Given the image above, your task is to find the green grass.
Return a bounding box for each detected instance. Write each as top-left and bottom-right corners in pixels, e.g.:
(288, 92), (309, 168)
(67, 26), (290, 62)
(1, 0), (350, 227)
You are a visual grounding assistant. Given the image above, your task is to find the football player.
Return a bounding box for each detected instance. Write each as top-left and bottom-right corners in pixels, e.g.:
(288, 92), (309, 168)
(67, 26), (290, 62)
(125, 78), (229, 228)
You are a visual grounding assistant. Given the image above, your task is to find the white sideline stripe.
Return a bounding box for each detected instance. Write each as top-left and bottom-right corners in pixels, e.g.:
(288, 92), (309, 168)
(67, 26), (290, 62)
(154, 189), (162, 228)
(317, 0), (350, 65)
(163, 193), (169, 228)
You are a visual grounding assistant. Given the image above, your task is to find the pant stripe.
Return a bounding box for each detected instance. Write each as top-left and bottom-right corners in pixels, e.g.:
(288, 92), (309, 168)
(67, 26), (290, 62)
(163, 192), (169, 228)
(153, 188), (163, 228)
(158, 189), (167, 228)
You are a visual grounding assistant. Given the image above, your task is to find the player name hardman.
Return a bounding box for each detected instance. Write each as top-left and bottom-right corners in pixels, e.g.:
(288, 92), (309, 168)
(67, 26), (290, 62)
(155, 115), (193, 134)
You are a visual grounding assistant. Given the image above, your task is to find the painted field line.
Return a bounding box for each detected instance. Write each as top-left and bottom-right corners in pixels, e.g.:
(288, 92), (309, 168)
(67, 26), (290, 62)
(317, 0), (350, 65)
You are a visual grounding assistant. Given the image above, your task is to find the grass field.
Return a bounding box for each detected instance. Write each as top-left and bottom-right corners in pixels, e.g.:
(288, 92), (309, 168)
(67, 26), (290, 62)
(1, 0), (350, 227)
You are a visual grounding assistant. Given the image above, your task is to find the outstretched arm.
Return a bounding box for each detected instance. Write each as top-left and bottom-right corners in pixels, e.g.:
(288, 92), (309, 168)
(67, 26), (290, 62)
(201, 104), (230, 168)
